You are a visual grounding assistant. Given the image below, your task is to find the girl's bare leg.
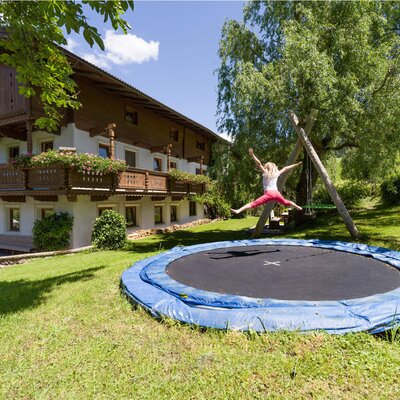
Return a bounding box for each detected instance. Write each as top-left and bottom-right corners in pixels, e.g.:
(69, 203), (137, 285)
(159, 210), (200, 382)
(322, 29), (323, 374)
(287, 200), (302, 211)
(230, 203), (253, 215)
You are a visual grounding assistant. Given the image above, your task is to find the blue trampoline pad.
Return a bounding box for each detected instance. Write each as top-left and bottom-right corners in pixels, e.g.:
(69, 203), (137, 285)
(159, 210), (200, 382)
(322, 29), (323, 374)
(121, 239), (400, 334)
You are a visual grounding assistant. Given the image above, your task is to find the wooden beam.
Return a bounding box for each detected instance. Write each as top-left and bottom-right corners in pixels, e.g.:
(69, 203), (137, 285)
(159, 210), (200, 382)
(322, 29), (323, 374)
(126, 196), (142, 201)
(1, 196), (26, 202)
(32, 195), (58, 202)
(0, 127), (26, 141)
(106, 123), (116, 160)
(150, 145), (167, 154)
(67, 193), (77, 202)
(288, 111), (359, 239)
(91, 195), (110, 202)
(187, 156), (201, 163)
(151, 196), (166, 201)
(89, 127), (107, 137)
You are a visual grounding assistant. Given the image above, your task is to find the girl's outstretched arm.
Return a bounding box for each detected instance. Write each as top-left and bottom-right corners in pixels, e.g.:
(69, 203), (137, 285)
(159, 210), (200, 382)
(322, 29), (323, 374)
(249, 148), (265, 172)
(278, 162), (302, 175)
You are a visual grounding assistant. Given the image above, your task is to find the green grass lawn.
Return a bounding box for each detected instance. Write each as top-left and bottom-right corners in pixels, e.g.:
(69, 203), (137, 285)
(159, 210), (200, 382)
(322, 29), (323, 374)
(1, 206), (400, 399)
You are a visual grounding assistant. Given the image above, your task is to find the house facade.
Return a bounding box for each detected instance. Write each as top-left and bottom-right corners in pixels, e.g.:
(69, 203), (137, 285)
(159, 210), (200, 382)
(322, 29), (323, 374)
(0, 50), (220, 252)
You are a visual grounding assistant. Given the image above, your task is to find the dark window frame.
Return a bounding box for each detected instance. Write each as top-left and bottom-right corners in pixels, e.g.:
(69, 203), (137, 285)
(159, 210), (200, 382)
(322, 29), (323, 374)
(125, 206), (137, 227)
(169, 128), (179, 142)
(8, 146), (20, 162)
(125, 149), (137, 168)
(153, 157), (163, 171)
(189, 201), (197, 216)
(170, 205), (178, 222)
(99, 143), (110, 159)
(196, 141), (205, 151)
(125, 105), (138, 125)
(154, 205), (163, 224)
(8, 207), (20, 231)
(41, 140), (54, 153)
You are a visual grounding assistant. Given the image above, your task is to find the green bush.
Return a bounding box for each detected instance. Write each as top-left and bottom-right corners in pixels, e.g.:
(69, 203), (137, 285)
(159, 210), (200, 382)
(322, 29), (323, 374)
(313, 180), (371, 208)
(91, 210), (127, 250)
(189, 181), (231, 219)
(380, 175), (400, 205)
(32, 212), (74, 251)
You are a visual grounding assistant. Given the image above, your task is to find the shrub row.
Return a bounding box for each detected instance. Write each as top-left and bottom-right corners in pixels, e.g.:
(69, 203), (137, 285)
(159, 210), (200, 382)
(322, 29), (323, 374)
(380, 175), (400, 205)
(312, 180), (371, 208)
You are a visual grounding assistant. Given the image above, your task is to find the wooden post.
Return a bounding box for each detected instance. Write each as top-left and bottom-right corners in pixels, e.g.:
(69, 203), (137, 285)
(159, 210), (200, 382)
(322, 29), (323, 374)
(252, 111), (317, 237)
(200, 156), (204, 175)
(107, 123), (116, 160)
(166, 144), (172, 171)
(288, 111), (359, 239)
(26, 120), (33, 154)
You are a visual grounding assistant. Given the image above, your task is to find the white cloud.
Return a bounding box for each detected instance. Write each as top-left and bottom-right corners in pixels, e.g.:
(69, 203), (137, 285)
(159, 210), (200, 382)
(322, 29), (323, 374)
(64, 38), (79, 52)
(81, 52), (110, 69)
(78, 31), (159, 70)
(103, 30), (159, 65)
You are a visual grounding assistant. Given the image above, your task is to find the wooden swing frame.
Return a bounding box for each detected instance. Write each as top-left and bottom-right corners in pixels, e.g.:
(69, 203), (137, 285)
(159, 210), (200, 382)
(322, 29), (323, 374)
(251, 111), (359, 239)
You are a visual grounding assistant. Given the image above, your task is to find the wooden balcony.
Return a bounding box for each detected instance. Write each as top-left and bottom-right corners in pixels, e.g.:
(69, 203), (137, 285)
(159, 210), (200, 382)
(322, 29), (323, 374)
(0, 164), (204, 199)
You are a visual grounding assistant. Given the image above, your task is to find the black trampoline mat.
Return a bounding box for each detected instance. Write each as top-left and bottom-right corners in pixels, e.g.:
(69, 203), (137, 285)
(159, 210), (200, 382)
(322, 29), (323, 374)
(166, 245), (400, 301)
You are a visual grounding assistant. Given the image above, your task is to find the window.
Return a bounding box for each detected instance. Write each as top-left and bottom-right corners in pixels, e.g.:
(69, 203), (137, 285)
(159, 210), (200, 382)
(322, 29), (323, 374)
(99, 143), (110, 159)
(169, 128), (179, 142)
(170, 205), (178, 223)
(41, 140), (54, 153)
(153, 157), (163, 171)
(195, 168), (202, 175)
(98, 206), (114, 216)
(170, 161), (177, 170)
(154, 206), (163, 224)
(196, 141), (205, 151)
(125, 150), (136, 168)
(189, 201), (197, 216)
(41, 208), (54, 220)
(126, 206), (137, 227)
(8, 208), (20, 231)
(8, 146), (19, 162)
(125, 105), (138, 125)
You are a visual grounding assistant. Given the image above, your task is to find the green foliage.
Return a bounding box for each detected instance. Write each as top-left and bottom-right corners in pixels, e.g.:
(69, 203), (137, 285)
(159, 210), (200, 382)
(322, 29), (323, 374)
(11, 150), (126, 174)
(189, 181), (231, 219)
(32, 212), (74, 251)
(0, 1), (134, 131)
(380, 175), (400, 205)
(91, 210), (126, 250)
(313, 181), (371, 208)
(217, 1), (400, 196)
(168, 169), (211, 186)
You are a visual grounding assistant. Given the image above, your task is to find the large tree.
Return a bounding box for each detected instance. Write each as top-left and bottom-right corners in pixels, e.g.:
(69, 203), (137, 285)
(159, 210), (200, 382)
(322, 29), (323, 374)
(0, 0), (134, 131)
(216, 1), (400, 208)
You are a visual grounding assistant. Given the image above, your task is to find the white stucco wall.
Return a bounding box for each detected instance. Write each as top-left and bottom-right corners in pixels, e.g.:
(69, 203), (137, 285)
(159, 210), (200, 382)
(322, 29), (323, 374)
(0, 123), (207, 249)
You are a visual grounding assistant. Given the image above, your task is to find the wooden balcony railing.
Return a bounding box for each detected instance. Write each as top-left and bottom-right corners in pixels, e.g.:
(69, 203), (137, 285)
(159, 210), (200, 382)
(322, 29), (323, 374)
(0, 164), (204, 196)
(0, 164), (25, 190)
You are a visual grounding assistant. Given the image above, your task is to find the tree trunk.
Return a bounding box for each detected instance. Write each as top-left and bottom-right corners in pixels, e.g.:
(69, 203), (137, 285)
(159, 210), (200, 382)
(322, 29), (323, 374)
(288, 111), (360, 239)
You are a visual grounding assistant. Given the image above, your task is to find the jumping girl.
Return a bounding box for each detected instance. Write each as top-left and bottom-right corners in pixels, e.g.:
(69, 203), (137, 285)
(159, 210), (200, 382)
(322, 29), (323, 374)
(230, 148), (303, 215)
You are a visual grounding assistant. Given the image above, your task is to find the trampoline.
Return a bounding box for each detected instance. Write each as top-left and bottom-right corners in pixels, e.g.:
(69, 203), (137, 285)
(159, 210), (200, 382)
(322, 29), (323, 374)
(121, 239), (400, 334)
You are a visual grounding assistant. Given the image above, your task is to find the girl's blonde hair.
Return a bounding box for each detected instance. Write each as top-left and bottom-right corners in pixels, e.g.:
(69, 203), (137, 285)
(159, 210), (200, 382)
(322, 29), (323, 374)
(264, 162), (279, 178)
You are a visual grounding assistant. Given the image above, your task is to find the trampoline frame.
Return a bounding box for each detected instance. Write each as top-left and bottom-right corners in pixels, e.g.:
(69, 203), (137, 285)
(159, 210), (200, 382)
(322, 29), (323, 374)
(121, 239), (400, 334)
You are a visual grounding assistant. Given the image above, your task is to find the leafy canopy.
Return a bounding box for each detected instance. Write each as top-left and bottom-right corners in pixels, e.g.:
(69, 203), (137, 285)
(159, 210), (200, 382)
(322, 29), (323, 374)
(217, 0), (400, 196)
(0, 0), (134, 131)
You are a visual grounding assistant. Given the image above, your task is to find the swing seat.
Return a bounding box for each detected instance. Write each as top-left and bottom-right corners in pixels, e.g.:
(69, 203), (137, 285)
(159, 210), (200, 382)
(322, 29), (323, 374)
(303, 204), (336, 210)
(308, 204), (336, 210)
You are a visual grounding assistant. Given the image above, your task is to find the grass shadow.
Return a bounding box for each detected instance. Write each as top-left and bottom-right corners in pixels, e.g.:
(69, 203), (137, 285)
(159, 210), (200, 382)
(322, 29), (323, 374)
(125, 227), (254, 254)
(0, 266), (106, 316)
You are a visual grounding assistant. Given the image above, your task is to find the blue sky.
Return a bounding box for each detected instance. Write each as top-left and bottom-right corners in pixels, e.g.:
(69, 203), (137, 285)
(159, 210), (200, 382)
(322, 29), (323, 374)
(65, 1), (245, 138)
